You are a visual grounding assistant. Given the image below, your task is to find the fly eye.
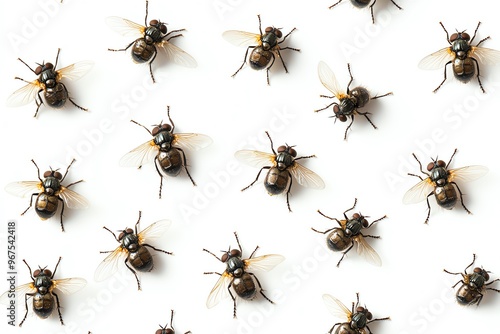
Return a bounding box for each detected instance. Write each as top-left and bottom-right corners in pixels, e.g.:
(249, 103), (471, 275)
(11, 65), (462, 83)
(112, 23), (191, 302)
(155, 329), (163, 334)
(43, 269), (52, 276)
(230, 249), (241, 257)
(165, 329), (174, 334)
(277, 145), (287, 153)
(33, 269), (41, 277)
(118, 232), (125, 240)
(162, 124), (172, 131)
(265, 27), (273, 33)
(461, 32), (470, 40)
(150, 19), (158, 26)
(288, 148), (297, 157)
(125, 228), (134, 234)
(338, 114), (347, 122)
(45, 63), (53, 70)
(333, 105), (340, 114)
(356, 306), (365, 313)
(152, 127), (160, 136)
(54, 171), (63, 180)
(426, 162), (435, 171)
(221, 253), (229, 262)
(35, 66), (43, 75)
(352, 213), (360, 219)
(450, 33), (458, 42)
(160, 24), (167, 34)
(275, 29), (282, 38)
(362, 219), (369, 227)
(366, 312), (373, 320)
(437, 160), (446, 167)
(473, 267), (482, 274)
(483, 271), (490, 281)
(43, 171), (52, 178)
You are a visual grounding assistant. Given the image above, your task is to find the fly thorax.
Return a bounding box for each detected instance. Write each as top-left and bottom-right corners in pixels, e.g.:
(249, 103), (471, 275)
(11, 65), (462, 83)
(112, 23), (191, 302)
(261, 33), (278, 50)
(233, 268), (244, 278)
(339, 97), (356, 115)
(345, 219), (362, 236)
(122, 233), (139, 250)
(276, 152), (293, 170)
(430, 167), (448, 182)
(226, 257), (244, 273)
(351, 312), (367, 329)
(145, 26), (162, 43)
(154, 131), (173, 148)
(452, 40), (470, 56)
(469, 273), (485, 289)
(40, 69), (57, 84)
(43, 177), (60, 194)
(45, 79), (56, 88)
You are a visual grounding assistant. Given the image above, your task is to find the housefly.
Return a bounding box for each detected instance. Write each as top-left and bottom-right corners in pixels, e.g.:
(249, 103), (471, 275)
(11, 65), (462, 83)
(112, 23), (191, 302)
(222, 14), (299, 85)
(444, 254), (500, 306)
(403, 149), (488, 224)
(203, 232), (284, 318)
(7, 48), (93, 117)
(323, 293), (389, 334)
(106, 0), (197, 83)
(315, 61), (392, 140)
(328, 0), (402, 24)
(235, 131), (324, 212)
(312, 198), (385, 267)
(0, 257), (86, 326)
(419, 22), (500, 93)
(120, 106), (212, 199)
(5, 158), (88, 231)
(95, 211), (172, 290)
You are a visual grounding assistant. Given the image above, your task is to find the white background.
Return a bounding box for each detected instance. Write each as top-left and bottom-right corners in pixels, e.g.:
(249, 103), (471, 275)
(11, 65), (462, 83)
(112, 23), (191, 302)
(1, 0), (500, 333)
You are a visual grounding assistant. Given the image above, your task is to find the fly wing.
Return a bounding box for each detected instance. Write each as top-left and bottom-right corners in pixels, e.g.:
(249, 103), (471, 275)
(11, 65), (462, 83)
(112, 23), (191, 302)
(5, 181), (42, 198)
(322, 294), (352, 320)
(58, 187), (89, 209)
(0, 282), (36, 305)
(418, 47), (454, 70)
(448, 165), (488, 183)
(6, 81), (42, 107)
(470, 46), (500, 65)
(52, 277), (87, 295)
(138, 219), (171, 244)
(206, 272), (232, 308)
(234, 150), (276, 169)
(173, 133), (213, 151)
(318, 61), (345, 98)
(244, 254), (285, 272)
(119, 140), (159, 167)
(402, 178), (434, 204)
(222, 30), (261, 47)
(57, 61), (94, 81)
(105, 16), (145, 39)
(354, 235), (382, 267)
(94, 246), (127, 282)
(159, 41), (198, 68)
(289, 162), (325, 189)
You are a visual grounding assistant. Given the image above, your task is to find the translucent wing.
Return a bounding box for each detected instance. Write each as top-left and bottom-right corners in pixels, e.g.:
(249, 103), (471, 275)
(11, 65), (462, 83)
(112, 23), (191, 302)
(354, 235), (382, 267)
(470, 47), (500, 65)
(159, 41), (198, 68)
(173, 133), (212, 151)
(318, 61), (345, 98)
(234, 150), (276, 169)
(418, 47), (454, 70)
(322, 294), (351, 320)
(5, 181), (42, 198)
(105, 16), (145, 38)
(57, 61), (94, 81)
(449, 165), (488, 183)
(6, 81), (42, 107)
(58, 187), (89, 209)
(0, 282), (36, 305)
(119, 140), (159, 167)
(222, 30), (261, 47)
(289, 162), (325, 189)
(402, 178), (434, 204)
(245, 254), (285, 272)
(52, 277), (87, 295)
(138, 219), (171, 243)
(94, 246), (128, 282)
(206, 272), (232, 308)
